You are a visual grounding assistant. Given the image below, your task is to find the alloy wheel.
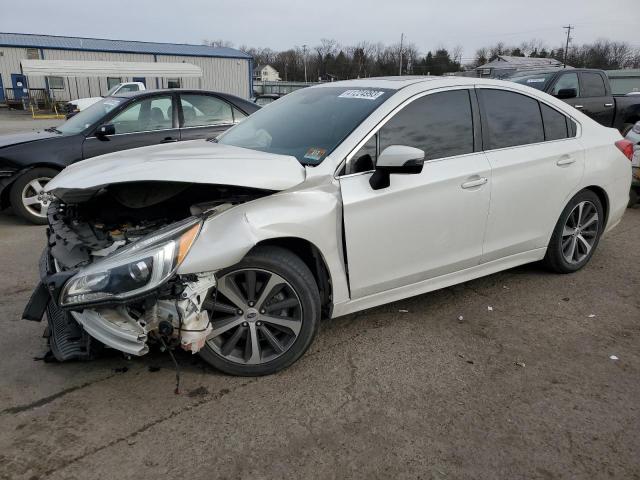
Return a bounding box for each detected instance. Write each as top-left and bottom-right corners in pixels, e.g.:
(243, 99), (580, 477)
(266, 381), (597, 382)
(561, 200), (599, 264)
(21, 177), (54, 219)
(205, 269), (303, 365)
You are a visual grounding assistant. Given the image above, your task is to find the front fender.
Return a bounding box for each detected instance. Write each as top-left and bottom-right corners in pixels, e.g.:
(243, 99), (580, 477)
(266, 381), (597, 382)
(177, 183), (350, 305)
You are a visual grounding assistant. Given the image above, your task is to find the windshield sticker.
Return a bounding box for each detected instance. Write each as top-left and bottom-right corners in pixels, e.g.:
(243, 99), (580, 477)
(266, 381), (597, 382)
(526, 78), (546, 83)
(338, 89), (385, 100)
(304, 147), (327, 162)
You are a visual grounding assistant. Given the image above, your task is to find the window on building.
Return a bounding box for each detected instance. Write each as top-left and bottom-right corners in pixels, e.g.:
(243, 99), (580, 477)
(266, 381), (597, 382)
(26, 48), (39, 60)
(581, 72), (606, 97)
(379, 90), (475, 160)
(107, 77), (121, 91)
(47, 76), (65, 89)
(479, 89), (544, 149)
(167, 78), (181, 88)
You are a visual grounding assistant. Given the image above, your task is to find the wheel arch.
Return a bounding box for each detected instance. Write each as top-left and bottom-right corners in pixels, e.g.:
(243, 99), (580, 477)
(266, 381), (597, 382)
(583, 185), (610, 228)
(253, 237), (333, 319)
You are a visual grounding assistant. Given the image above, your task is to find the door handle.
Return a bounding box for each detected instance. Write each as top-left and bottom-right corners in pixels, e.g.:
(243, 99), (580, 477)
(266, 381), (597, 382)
(160, 137), (178, 143)
(604, 103), (613, 107)
(574, 105), (584, 109)
(556, 156), (576, 166)
(461, 177), (488, 189)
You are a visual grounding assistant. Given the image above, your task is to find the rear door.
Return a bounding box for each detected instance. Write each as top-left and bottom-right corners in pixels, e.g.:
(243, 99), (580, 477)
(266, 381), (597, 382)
(82, 94), (179, 159)
(178, 93), (239, 141)
(477, 88), (584, 262)
(578, 71), (615, 127)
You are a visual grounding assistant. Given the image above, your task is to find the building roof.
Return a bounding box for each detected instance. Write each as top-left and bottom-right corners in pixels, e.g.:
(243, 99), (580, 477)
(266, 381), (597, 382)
(254, 64), (277, 72)
(0, 32), (251, 60)
(478, 55), (563, 70)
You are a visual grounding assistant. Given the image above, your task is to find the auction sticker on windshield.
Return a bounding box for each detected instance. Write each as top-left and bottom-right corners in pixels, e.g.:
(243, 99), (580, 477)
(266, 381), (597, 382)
(304, 147), (327, 162)
(338, 90), (385, 100)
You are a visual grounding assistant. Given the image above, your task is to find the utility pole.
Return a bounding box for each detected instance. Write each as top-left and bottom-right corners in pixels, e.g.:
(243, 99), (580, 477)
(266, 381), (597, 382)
(398, 33), (404, 76)
(302, 44), (308, 83)
(562, 25), (573, 68)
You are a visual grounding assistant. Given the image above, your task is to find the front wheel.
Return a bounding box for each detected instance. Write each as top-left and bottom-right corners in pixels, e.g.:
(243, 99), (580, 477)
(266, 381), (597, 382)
(9, 167), (59, 225)
(543, 190), (604, 273)
(198, 246), (321, 376)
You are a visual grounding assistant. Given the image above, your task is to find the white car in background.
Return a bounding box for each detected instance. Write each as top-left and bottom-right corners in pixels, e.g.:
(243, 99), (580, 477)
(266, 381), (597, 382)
(65, 82), (146, 116)
(26, 76), (632, 376)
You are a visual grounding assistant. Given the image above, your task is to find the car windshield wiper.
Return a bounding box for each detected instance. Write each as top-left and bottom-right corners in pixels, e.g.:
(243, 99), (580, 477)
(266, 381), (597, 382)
(44, 127), (62, 134)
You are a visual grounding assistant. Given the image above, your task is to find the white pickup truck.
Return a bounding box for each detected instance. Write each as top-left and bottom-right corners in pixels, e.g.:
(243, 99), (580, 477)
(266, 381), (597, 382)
(65, 82), (146, 117)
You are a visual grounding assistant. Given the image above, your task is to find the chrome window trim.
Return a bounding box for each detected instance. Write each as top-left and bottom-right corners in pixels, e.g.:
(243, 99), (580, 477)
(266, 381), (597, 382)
(89, 127), (178, 138)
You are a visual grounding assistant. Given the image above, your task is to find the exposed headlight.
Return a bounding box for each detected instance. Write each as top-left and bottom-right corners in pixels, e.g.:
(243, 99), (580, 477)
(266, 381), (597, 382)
(60, 218), (201, 307)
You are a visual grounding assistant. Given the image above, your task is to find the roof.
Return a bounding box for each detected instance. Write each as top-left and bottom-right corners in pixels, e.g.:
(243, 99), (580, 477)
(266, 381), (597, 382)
(254, 64), (277, 72)
(317, 75), (474, 90)
(478, 55), (563, 70)
(0, 32), (251, 60)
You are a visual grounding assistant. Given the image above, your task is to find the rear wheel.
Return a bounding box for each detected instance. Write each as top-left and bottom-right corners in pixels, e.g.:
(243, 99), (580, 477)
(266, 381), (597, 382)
(199, 246), (321, 376)
(9, 167), (58, 225)
(544, 190), (604, 273)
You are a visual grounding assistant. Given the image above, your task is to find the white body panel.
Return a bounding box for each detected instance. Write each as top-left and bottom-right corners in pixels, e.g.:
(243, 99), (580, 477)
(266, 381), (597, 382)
(69, 82), (146, 110)
(48, 76), (632, 320)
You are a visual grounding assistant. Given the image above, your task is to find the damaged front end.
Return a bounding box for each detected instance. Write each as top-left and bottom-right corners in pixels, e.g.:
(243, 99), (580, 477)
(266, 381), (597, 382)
(23, 181), (271, 361)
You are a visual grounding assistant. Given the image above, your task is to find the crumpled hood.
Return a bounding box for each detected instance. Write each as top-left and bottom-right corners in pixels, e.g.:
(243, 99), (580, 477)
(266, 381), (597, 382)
(0, 130), (58, 149)
(46, 140), (307, 197)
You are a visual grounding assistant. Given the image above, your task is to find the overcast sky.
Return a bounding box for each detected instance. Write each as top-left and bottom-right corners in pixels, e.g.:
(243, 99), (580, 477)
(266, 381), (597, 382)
(4, 0), (639, 61)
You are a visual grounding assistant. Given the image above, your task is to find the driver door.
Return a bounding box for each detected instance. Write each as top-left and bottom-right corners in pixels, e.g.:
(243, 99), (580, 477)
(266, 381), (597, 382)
(339, 89), (492, 299)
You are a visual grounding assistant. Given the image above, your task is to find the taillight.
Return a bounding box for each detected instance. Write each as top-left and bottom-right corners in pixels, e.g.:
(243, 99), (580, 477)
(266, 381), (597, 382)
(615, 139), (634, 161)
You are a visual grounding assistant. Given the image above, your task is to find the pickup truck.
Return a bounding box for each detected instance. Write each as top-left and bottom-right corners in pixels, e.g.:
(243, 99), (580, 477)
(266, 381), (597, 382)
(65, 82), (146, 117)
(511, 68), (640, 134)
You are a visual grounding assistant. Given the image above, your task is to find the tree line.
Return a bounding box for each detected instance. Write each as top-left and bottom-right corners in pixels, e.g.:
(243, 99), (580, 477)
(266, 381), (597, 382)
(202, 38), (640, 82)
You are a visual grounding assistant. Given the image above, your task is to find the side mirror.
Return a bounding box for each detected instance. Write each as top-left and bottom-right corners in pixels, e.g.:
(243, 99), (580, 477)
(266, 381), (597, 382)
(370, 145), (425, 190)
(96, 123), (115, 138)
(556, 88), (577, 99)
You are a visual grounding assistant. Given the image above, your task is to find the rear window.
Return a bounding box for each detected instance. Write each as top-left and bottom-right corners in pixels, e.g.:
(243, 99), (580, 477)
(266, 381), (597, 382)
(479, 89), (544, 149)
(511, 72), (555, 91)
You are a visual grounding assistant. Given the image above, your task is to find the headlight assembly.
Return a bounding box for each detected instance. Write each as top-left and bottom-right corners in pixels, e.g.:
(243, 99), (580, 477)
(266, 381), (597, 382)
(60, 218), (201, 307)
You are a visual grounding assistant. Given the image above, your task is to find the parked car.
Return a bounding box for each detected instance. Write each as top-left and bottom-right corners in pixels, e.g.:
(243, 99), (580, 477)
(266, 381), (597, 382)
(254, 93), (281, 106)
(65, 82), (146, 117)
(24, 77), (632, 376)
(0, 89), (259, 224)
(626, 121), (640, 206)
(510, 69), (640, 134)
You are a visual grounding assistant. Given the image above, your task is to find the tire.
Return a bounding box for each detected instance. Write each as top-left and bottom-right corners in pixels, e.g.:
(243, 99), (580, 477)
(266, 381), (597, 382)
(621, 123), (634, 136)
(9, 167), (59, 225)
(198, 245), (321, 376)
(543, 190), (604, 273)
(629, 188), (639, 208)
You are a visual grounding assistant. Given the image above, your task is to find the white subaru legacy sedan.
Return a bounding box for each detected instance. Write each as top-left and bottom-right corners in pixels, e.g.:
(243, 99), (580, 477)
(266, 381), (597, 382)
(26, 77), (632, 376)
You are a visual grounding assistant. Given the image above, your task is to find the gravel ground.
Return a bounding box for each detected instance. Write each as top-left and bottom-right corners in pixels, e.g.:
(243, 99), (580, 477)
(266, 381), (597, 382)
(0, 205), (638, 480)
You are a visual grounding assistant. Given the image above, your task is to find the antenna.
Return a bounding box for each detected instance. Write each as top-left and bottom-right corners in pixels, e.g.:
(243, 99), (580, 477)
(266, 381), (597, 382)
(399, 33), (404, 76)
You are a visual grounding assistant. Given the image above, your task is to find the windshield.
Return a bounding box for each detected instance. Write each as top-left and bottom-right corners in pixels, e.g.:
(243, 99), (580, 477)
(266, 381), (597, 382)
(511, 72), (556, 91)
(217, 86), (392, 165)
(57, 97), (125, 135)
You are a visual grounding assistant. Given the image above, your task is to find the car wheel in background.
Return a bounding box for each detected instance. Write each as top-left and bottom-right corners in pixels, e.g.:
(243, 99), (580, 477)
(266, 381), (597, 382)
(544, 190), (604, 273)
(199, 246), (321, 376)
(9, 167), (58, 225)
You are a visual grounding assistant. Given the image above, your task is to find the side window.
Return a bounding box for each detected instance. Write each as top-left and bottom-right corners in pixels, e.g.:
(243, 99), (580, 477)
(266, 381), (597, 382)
(551, 73), (580, 97)
(180, 94), (234, 127)
(350, 135), (377, 173)
(110, 96), (173, 134)
(540, 103), (569, 141)
(379, 90), (474, 160)
(479, 89), (544, 149)
(581, 73), (606, 97)
(117, 84), (140, 93)
(232, 106), (247, 123)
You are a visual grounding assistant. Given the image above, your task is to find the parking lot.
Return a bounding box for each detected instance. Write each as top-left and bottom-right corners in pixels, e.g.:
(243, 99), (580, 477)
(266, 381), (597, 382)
(0, 149), (638, 480)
